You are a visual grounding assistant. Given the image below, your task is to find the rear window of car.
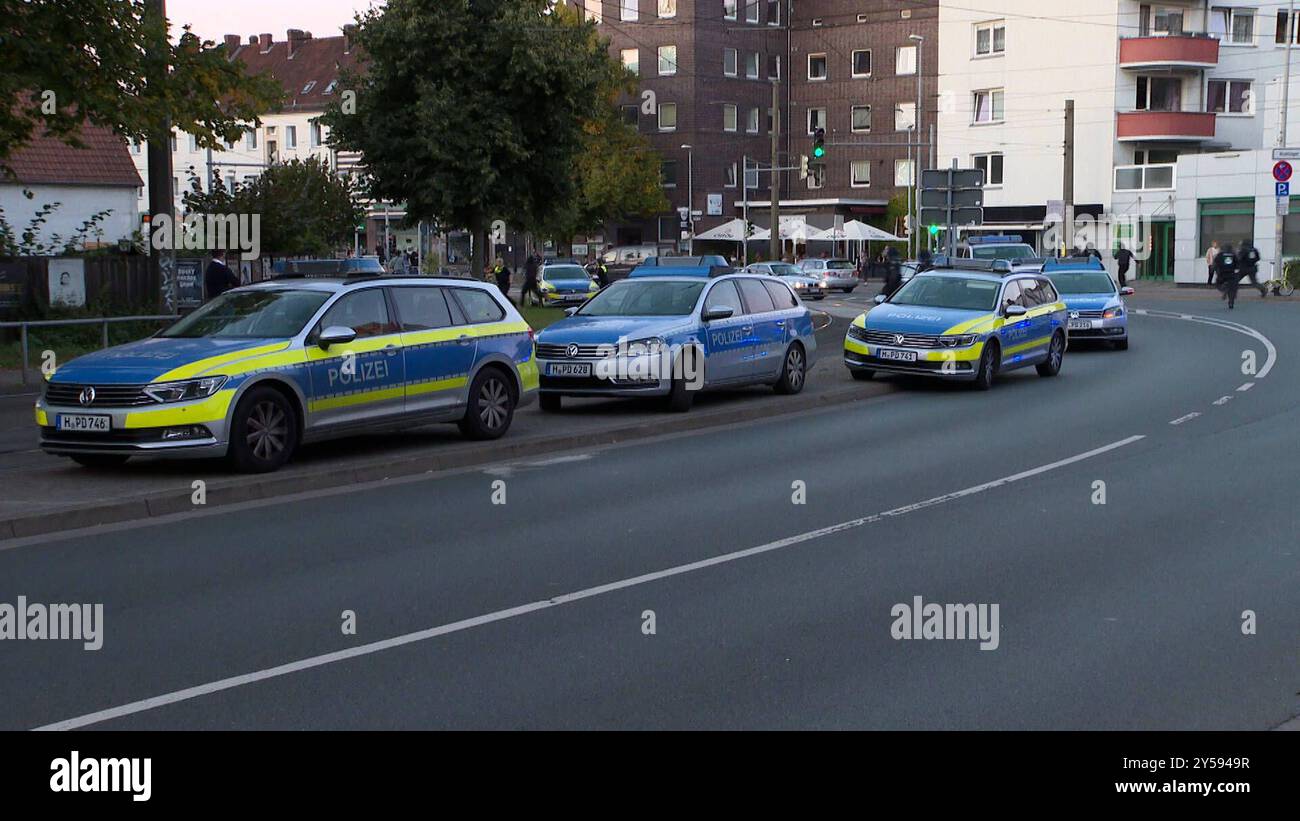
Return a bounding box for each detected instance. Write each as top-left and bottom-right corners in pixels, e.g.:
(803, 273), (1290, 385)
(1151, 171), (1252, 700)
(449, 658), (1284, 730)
(450, 288), (506, 324)
(391, 286), (453, 331)
(826, 260), (855, 270)
(737, 278), (776, 314)
(763, 279), (798, 309)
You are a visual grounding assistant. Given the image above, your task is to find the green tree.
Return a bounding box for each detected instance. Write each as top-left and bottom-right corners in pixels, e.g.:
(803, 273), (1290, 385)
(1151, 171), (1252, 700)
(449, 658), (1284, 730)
(0, 0), (283, 176)
(182, 158), (362, 257)
(322, 0), (618, 276)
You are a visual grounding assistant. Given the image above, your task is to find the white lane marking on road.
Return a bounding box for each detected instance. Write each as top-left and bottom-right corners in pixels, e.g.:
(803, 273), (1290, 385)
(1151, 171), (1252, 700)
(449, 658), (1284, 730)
(1237, 383), (1255, 392)
(1137, 310), (1277, 381)
(33, 435), (1145, 731)
(1213, 396), (1233, 406)
(1169, 413), (1201, 426)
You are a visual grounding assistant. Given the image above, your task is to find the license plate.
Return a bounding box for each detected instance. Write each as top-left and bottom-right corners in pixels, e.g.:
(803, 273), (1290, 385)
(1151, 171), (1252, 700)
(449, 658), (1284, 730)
(547, 362), (592, 377)
(877, 348), (917, 363)
(1068, 320), (1094, 331)
(57, 414), (111, 432)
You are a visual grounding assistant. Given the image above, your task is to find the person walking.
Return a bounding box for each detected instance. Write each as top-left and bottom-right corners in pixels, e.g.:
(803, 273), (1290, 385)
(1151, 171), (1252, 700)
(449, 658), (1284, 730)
(1205, 240), (1220, 287)
(203, 250), (240, 300)
(492, 257), (514, 303)
(521, 251), (543, 307)
(1214, 242), (1241, 309)
(1236, 239), (1266, 298)
(881, 246), (903, 298)
(1114, 245), (1133, 288)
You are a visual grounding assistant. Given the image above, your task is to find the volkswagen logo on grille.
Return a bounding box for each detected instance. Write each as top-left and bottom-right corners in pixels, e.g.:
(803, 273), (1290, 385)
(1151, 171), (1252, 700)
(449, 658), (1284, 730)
(78, 386), (96, 406)
(566, 344), (580, 358)
(1069, 311), (1080, 319)
(894, 334), (906, 345)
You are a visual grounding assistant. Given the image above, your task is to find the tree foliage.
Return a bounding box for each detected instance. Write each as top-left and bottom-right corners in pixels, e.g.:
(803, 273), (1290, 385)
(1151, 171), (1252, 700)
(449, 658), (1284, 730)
(0, 0), (283, 175)
(322, 0), (630, 273)
(182, 158), (363, 257)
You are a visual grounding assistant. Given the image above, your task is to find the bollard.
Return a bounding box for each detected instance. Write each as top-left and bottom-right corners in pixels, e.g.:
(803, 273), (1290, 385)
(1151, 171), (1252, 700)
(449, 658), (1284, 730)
(20, 323), (30, 386)
(102, 319), (110, 349)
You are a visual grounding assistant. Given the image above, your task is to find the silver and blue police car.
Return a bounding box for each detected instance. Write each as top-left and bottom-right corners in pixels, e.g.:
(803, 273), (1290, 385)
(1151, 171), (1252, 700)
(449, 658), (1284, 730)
(1041, 257), (1133, 351)
(539, 262), (600, 306)
(535, 258), (817, 412)
(36, 274), (538, 472)
(843, 257), (1068, 390)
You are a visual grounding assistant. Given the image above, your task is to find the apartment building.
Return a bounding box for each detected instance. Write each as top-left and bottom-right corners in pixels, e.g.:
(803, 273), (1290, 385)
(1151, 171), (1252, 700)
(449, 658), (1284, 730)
(938, 1), (1300, 280)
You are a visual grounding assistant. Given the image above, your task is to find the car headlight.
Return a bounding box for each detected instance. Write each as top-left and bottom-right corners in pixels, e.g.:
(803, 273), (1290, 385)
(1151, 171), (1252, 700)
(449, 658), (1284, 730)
(939, 334), (978, 348)
(1103, 306), (1124, 319)
(623, 337), (666, 358)
(144, 376), (228, 404)
(540, 282), (555, 293)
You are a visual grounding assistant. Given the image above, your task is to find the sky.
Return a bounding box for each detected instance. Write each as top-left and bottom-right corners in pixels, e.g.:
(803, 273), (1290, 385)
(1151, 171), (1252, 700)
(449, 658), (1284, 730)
(167, 0), (386, 43)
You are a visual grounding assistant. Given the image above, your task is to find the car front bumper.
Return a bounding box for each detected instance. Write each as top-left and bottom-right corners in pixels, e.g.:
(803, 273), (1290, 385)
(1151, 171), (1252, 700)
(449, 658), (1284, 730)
(843, 338), (983, 381)
(1066, 316), (1127, 341)
(35, 392), (234, 458)
(536, 354), (675, 398)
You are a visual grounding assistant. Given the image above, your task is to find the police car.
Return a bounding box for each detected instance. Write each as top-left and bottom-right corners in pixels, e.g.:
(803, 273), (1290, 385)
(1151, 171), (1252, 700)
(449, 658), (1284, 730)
(1041, 257), (1133, 350)
(535, 261), (816, 412)
(539, 262), (600, 306)
(36, 276), (538, 472)
(843, 257), (1068, 390)
(961, 235), (1038, 262)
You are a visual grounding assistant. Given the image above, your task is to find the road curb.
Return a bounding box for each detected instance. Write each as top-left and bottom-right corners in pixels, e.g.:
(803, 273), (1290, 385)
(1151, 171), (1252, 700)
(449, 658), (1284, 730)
(2, 376), (889, 541)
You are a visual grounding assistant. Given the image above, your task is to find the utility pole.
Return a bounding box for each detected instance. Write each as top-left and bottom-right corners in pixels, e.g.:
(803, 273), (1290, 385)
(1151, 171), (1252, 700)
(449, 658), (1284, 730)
(742, 153), (749, 266)
(911, 34), (925, 261)
(1063, 99), (1075, 256)
(769, 78), (781, 262)
(1275, 0), (1295, 283)
(145, 0), (177, 311)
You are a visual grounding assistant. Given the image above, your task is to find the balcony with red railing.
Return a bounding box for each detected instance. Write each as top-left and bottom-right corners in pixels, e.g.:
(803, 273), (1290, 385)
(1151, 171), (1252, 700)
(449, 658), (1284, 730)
(1116, 110), (1216, 142)
(1119, 34), (1220, 71)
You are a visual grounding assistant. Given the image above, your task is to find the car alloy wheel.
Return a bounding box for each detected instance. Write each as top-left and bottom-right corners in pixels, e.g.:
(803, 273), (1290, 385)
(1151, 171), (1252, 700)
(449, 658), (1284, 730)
(477, 376), (510, 432)
(246, 399), (289, 461)
(776, 345), (805, 395)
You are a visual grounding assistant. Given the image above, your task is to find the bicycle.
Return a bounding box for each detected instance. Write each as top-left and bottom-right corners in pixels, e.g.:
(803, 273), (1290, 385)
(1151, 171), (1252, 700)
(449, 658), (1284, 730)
(1263, 260), (1296, 297)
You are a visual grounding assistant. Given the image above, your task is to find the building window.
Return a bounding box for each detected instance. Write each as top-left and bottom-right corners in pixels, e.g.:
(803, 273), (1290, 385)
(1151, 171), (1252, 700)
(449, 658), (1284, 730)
(658, 45), (677, 76)
(766, 107), (775, 134)
(723, 104), (738, 132)
(285, 125), (297, 149)
(895, 102), (916, 132)
(851, 160), (871, 188)
(582, 1), (602, 23)
(1135, 76), (1180, 111)
(302, 80), (316, 95)
(724, 0), (737, 21)
(744, 157), (759, 189)
(170, 134), (177, 152)
(807, 107), (826, 133)
(808, 53), (827, 81)
(621, 0), (638, 22)
(658, 0), (676, 19)
(245, 130), (258, 150)
(767, 1), (780, 25)
(973, 153), (1004, 186)
(188, 134), (198, 151)
(745, 1), (759, 24)
(622, 48), (639, 75)
(972, 89), (1004, 123)
(1211, 7), (1254, 45)
(658, 102), (677, 131)
(621, 104), (640, 127)
(894, 159), (915, 187)
(852, 49), (872, 77)
(310, 121), (323, 148)
(807, 165), (825, 190)
(768, 54), (781, 79)
(724, 48), (737, 76)
(661, 159), (678, 187)
(131, 140), (142, 155)
(746, 52), (759, 78)
(896, 45), (917, 76)
(1278, 10), (1300, 44)
(975, 21), (1006, 56)
(1207, 79), (1253, 114)
(725, 163), (738, 188)
(851, 105), (871, 133)
(747, 107), (760, 133)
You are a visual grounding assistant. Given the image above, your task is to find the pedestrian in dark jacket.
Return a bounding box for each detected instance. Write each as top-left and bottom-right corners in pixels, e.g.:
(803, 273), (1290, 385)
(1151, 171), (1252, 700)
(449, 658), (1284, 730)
(492, 258), (514, 303)
(521, 252), (543, 306)
(1236, 240), (1266, 298)
(881, 247), (903, 298)
(204, 251), (240, 300)
(1114, 246), (1134, 287)
(1214, 243), (1241, 309)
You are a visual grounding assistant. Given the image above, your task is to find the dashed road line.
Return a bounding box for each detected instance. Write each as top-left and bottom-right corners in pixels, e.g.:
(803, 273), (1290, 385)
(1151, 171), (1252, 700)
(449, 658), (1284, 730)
(1169, 413), (1201, 426)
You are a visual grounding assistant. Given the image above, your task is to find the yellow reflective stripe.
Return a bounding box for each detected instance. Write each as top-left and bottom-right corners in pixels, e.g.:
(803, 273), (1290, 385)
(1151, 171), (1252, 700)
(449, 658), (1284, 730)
(308, 386), (405, 412)
(229, 349), (308, 374)
(406, 376), (468, 397)
(123, 389), (236, 429)
(852, 314), (868, 328)
(922, 344), (983, 362)
(1005, 337), (1049, 355)
(942, 313), (998, 335)
(156, 343), (291, 381)
(844, 338), (870, 355)
(34, 408), (49, 426)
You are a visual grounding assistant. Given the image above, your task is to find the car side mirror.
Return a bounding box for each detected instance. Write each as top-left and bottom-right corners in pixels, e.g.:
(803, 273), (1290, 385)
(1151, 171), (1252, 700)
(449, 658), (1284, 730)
(1004, 304), (1028, 318)
(1119, 286), (1135, 296)
(564, 307), (580, 317)
(702, 306), (735, 322)
(873, 294), (887, 305)
(318, 325), (357, 349)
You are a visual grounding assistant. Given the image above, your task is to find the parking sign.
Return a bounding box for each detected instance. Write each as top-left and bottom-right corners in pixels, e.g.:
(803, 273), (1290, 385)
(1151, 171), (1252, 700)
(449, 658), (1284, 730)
(1279, 182), (1291, 198)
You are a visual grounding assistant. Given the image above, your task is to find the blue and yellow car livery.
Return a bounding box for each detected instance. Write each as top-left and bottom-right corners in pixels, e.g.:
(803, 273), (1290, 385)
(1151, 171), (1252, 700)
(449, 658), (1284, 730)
(539, 262), (600, 306)
(535, 270), (816, 412)
(37, 277), (538, 472)
(844, 258), (1068, 390)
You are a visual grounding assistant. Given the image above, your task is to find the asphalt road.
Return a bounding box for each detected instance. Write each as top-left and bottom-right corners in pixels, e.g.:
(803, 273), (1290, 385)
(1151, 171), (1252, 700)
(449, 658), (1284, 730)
(0, 290), (1297, 729)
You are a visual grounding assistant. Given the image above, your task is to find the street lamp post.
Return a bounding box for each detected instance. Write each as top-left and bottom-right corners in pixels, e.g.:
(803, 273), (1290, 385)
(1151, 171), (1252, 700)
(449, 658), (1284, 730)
(682, 144), (694, 255)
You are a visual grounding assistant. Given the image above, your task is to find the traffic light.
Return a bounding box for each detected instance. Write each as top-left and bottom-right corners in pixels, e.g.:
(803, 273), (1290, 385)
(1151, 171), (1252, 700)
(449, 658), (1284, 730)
(799, 154), (809, 180)
(928, 224), (941, 237)
(812, 128), (826, 160)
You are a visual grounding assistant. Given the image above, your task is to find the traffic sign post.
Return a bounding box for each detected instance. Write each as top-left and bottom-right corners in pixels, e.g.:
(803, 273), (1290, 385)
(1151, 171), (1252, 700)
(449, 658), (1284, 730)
(919, 164), (985, 257)
(1274, 161), (1293, 183)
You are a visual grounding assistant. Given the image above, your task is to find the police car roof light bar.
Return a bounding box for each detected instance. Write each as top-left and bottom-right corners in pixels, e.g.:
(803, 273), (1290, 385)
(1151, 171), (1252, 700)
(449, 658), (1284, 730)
(931, 256), (1013, 275)
(1042, 256), (1105, 272)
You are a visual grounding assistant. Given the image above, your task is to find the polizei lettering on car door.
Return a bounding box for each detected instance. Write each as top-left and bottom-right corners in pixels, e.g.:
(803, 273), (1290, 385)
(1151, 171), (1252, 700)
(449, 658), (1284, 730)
(709, 327), (746, 349)
(327, 358), (390, 388)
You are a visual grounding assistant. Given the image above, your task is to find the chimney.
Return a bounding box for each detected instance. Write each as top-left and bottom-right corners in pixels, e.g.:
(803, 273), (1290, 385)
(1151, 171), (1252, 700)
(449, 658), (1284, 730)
(287, 29), (310, 58)
(258, 33), (273, 53)
(223, 34), (241, 52)
(343, 24), (358, 53)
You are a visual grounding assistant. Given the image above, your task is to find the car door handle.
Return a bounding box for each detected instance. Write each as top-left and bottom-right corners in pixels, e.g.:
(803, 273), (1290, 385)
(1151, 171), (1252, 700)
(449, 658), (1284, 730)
(741, 325), (753, 333)
(775, 320), (786, 327)
(457, 335), (473, 346)
(384, 345), (399, 355)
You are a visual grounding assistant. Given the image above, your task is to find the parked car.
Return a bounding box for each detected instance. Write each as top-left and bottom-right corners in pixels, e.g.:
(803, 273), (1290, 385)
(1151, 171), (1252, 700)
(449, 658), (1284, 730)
(743, 262), (828, 300)
(797, 258), (859, 292)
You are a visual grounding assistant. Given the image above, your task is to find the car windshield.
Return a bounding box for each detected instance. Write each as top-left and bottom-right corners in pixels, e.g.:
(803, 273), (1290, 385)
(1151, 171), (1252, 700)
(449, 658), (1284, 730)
(889, 276), (1000, 312)
(576, 280), (705, 317)
(160, 289), (330, 338)
(826, 260), (855, 270)
(544, 265), (588, 281)
(770, 264), (801, 276)
(1047, 271), (1116, 294)
(971, 244), (1036, 260)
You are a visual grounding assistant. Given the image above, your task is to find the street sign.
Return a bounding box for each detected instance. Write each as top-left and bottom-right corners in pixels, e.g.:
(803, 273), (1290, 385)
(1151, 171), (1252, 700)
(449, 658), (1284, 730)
(920, 166), (985, 253)
(921, 188), (982, 208)
(1274, 148), (1300, 161)
(1273, 161), (1293, 183)
(1278, 182), (1291, 198)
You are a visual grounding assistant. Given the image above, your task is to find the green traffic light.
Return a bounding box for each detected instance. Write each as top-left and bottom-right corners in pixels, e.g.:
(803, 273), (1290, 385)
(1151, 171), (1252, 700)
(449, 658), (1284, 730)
(928, 224), (940, 236)
(813, 146), (825, 158)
